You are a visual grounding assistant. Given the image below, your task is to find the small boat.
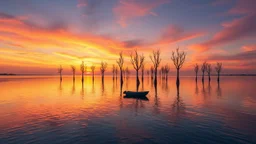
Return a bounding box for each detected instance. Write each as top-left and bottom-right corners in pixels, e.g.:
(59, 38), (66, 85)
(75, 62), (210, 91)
(123, 91), (149, 97)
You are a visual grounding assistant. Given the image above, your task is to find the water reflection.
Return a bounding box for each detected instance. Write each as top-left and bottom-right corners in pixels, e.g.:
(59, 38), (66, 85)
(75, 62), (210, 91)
(0, 76), (255, 143)
(216, 82), (222, 97)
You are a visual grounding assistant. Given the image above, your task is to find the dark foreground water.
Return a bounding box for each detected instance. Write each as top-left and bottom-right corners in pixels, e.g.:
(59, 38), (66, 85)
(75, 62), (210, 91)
(0, 76), (255, 144)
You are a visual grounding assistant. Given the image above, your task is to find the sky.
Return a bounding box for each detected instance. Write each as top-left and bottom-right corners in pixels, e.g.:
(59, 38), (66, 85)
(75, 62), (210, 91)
(0, 0), (255, 75)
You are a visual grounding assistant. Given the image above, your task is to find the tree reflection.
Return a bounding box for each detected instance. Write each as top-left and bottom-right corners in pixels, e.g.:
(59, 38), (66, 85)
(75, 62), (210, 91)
(172, 83), (185, 115)
(195, 81), (199, 96)
(71, 80), (75, 95)
(119, 81), (123, 108)
(216, 82), (222, 97)
(101, 78), (105, 96)
(80, 81), (84, 99)
(208, 81), (212, 96)
(154, 82), (160, 114)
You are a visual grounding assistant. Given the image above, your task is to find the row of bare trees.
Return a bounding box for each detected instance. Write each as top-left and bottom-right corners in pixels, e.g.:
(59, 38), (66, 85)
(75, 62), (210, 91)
(194, 62), (222, 82)
(57, 48), (188, 87)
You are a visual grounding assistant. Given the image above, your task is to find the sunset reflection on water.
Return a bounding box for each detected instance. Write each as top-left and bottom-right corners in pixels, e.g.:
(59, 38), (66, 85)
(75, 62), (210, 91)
(0, 76), (255, 143)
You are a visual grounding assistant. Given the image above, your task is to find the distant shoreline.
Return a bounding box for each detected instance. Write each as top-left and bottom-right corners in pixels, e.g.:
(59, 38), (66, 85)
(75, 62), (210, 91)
(1, 73), (256, 76)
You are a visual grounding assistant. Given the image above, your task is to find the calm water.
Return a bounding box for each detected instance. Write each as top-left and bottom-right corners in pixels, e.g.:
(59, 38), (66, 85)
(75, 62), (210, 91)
(0, 76), (255, 144)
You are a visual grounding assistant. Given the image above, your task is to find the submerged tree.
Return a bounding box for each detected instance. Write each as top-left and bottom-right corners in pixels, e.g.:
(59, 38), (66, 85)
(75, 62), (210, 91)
(161, 66), (165, 79)
(100, 61), (107, 81)
(115, 66), (118, 80)
(125, 67), (130, 78)
(201, 61), (207, 83)
(91, 65), (95, 81)
(171, 48), (186, 85)
(71, 65), (76, 81)
(112, 64), (116, 80)
(215, 62), (222, 82)
(58, 65), (63, 81)
(206, 63), (212, 82)
(194, 63), (199, 82)
(164, 64), (170, 81)
(80, 61), (86, 82)
(116, 52), (124, 84)
(150, 50), (161, 84)
(147, 70), (149, 77)
(150, 66), (154, 80)
(141, 63), (145, 82)
(131, 49), (145, 86)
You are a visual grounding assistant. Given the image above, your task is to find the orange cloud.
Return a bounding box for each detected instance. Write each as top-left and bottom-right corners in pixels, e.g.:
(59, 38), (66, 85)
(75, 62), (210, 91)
(113, 0), (168, 27)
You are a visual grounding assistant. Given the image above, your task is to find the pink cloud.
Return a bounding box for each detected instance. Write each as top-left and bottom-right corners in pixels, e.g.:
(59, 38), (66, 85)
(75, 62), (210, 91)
(113, 0), (169, 27)
(241, 45), (256, 52)
(229, 0), (256, 15)
(190, 14), (256, 52)
(156, 25), (204, 46)
(77, 0), (87, 8)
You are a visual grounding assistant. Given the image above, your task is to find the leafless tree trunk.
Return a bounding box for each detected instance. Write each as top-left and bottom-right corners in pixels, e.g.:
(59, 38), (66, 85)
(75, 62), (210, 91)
(150, 50), (161, 84)
(150, 66), (154, 80)
(125, 67), (130, 79)
(116, 52), (124, 84)
(141, 63), (145, 82)
(206, 63), (212, 82)
(112, 64), (116, 81)
(80, 61), (86, 82)
(91, 65), (95, 81)
(215, 62), (222, 82)
(194, 63), (199, 82)
(58, 65), (63, 82)
(201, 61), (207, 83)
(100, 61), (107, 82)
(171, 48), (186, 86)
(71, 65), (76, 81)
(164, 64), (170, 81)
(130, 49), (145, 90)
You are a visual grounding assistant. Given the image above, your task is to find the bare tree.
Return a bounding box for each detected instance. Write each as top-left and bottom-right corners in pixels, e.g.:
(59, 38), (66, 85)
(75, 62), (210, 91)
(116, 52), (124, 84)
(161, 66), (165, 79)
(201, 61), (207, 82)
(164, 64), (170, 81)
(80, 61), (86, 82)
(150, 50), (161, 84)
(194, 63), (199, 82)
(123, 68), (126, 79)
(215, 62), (222, 82)
(206, 63), (212, 82)
(141, 63), (145, 82)
(100, 61), (107, 81)
(112, 64), (116, 80)
(171, 48), (186, 85)
(150, 66), (154, 80)
(91, 65), (95, 81)
(130, 49), (145, 86)
(58, 65), (63, 81)
(115, 66), (118, 80)
(71, 65), (76, 81)
(125, 67), (130, 78)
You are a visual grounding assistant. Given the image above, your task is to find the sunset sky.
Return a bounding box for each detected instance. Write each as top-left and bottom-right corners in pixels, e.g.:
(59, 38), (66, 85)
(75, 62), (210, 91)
(0, 0), (255, 75)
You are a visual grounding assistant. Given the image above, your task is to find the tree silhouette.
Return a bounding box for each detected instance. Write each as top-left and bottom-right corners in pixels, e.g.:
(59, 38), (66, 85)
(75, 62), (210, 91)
(115, 66), (118, 80)
(58, 65), (63, 81)
(130, 49), (145, 87)
(150, 50), (161, 84)
(201, 61), (207, 83)
(150, 66), (154, 80)
(194, 63), (199, 82)
(161, 66), (165, 79)
(215, 62), (222, 82)
(125, 67), (130, 79)
(71, 65), (76, 81)
(112, 64), (116, 81)
(116, 52), (124, 84)
(141, 63), (145, 82)
(80, 61), (86, 82)
(171, 48), (186, 85)
(100, 61), (107, 82)
(90, 65), (95, 81)
(206, 63), (212, 82)
(164, 64), (170, 81)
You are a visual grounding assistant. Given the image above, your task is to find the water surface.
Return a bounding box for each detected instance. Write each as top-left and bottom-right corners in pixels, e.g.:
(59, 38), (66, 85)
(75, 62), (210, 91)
(0, 76), (255, 144)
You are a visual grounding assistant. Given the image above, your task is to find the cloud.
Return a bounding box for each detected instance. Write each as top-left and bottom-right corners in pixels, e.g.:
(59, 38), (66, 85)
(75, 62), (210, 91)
(156, 25), (204, 46)
(228, 0), (256, 15)
(190, 14), (256, 52)
(241, 45), (256, 52)
(122, 39), (144, 48)
(113, 0), (168, 27)
(77, 0), (87, 8)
